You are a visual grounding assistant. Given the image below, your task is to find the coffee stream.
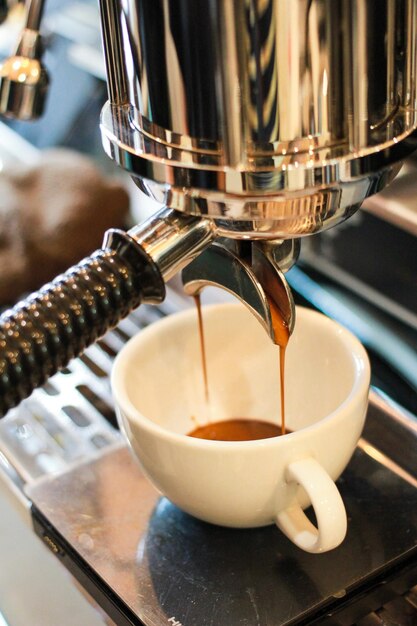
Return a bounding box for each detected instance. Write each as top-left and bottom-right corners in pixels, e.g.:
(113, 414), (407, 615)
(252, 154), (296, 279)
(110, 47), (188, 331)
(193, 295), (209, 403)
(267, 294), (290, 438)
(188, 296), (290, 441)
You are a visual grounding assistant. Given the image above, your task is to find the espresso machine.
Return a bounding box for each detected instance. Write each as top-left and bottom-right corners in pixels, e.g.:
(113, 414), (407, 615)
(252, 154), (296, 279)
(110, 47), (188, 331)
(0, 1), (416, 625)
(0, 0), (417, 413)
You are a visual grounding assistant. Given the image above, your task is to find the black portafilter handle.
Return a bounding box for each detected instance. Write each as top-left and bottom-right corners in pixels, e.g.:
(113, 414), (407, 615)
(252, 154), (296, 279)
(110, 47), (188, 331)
(0, 230), (165, 417)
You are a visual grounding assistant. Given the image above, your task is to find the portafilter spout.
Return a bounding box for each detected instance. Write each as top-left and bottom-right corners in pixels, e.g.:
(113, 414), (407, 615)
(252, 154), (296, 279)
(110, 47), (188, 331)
(182, 240), (298, 344)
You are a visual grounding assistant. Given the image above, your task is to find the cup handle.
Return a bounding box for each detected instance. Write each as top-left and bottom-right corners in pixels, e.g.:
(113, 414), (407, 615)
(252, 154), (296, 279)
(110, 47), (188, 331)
(275, 457), (347, 553)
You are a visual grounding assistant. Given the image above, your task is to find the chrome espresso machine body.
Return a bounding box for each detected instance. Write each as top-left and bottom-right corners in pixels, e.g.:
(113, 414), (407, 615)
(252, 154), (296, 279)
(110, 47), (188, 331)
(0, 0), (416, 410)
(0, 1), (417, 625)
(100, 0), (417, 237)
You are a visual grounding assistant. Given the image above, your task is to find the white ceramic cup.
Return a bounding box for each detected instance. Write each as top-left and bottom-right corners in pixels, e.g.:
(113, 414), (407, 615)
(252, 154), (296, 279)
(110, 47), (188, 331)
(112, 303), (370, 553)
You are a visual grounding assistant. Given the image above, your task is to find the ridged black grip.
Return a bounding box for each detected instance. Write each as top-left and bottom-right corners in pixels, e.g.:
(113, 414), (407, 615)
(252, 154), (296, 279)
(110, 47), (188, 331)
(0, 245), (162, 417)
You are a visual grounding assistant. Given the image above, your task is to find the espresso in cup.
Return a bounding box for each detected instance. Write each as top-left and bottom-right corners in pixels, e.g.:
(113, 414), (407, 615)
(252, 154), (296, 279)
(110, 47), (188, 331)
(188, 418), (291, 441)
(112, 303), (370, 553)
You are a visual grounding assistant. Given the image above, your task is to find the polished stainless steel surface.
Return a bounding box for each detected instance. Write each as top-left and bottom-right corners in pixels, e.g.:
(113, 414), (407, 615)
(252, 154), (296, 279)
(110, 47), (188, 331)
(127, 207), (216, 281)
(27, 420), (417, 626)
(98, 0), (128, 105)
(364, 162), (417, 237)
(182, 239), (296, 341)
(99, 0), (417, 236)
(0, 0), (48, 120)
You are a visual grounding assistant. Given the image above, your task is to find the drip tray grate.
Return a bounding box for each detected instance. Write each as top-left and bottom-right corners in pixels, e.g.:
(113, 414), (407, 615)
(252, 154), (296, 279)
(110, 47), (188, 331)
(0, 304), (165, 482)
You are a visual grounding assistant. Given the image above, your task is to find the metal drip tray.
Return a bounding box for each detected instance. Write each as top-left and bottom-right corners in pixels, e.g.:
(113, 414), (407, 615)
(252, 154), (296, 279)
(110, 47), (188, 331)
(27, 432), (417, 626)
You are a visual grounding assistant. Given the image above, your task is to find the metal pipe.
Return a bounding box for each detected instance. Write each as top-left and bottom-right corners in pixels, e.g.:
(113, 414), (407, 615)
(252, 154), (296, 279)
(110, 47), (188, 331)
(25, 0), (45, 31)
(98, 0), (129, 104)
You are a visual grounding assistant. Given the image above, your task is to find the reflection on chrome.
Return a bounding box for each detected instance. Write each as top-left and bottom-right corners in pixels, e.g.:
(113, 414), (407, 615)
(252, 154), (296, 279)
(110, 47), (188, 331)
(358, 438), (417, 489)
(100, 0), (417, 236)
